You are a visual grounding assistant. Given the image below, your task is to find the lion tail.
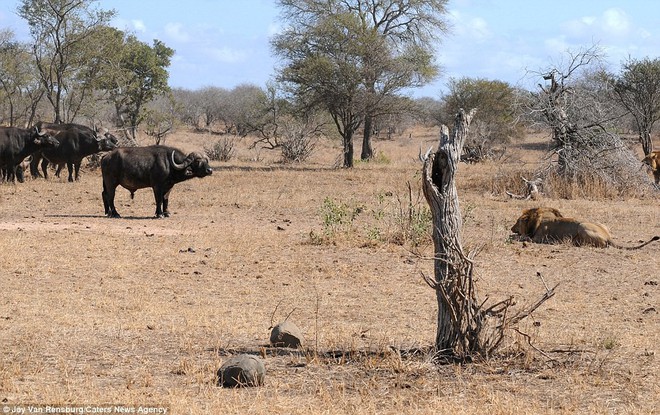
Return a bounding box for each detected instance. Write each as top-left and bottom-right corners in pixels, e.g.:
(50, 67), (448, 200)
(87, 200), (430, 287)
(612, 235), (660, 250)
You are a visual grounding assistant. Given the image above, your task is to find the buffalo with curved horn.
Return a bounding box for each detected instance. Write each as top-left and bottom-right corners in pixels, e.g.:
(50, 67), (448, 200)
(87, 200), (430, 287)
(101, 145), (212, 218)
(31, 122), (119, 182)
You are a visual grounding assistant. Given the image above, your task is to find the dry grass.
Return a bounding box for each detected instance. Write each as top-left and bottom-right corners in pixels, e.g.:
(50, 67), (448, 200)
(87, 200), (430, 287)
(0, 127), (658, 414)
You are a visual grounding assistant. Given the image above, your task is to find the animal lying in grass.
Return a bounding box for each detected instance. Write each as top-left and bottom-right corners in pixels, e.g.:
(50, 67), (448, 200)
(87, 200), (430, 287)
(510, 207), (659, 249)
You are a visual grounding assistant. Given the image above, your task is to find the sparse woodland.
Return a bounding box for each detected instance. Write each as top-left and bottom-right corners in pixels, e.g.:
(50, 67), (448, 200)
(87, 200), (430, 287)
(0, 0), (659, 413)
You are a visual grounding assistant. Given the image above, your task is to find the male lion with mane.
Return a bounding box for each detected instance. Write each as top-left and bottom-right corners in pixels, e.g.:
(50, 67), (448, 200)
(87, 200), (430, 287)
(642, 150), (660, 184)
(511, 207), (659, 249)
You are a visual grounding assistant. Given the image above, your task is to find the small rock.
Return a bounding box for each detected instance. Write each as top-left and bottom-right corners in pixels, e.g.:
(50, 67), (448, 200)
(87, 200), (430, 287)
(217, 355), (265, 387)
(270, 321), (304, 348)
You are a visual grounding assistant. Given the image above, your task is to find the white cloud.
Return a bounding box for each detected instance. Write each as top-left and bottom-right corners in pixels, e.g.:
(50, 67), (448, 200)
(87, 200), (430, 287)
(544, 36), (571, 55)
(562, 16), (596, 37)
(561, 8), (630, 40)
(447, 10), (492, 42)
(111, 18), (146, 33)
(131, 19), (147, 33)
(205, 46), (247, 63)
(468, 17), (491, 41)
(601, 8), (629, 36)
(165, 22), (191, 43)
(637, 28), (651, 39)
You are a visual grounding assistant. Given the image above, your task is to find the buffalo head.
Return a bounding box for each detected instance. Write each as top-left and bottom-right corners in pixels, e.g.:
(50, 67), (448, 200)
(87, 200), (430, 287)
(33, 127), (59, 149)
(94, 128), (119, 151)
(170, 151), (213, 177)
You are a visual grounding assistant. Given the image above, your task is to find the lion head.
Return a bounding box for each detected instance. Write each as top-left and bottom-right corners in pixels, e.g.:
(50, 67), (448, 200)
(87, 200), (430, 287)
(510, 207), (563, 238)
(642, 151), (660, 184)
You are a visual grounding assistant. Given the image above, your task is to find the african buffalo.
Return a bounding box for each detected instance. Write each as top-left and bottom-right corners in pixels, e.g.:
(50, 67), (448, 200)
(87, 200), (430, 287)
(0, 126), (59, 182)
(101, 145), (213, 218)
(31, 122), (119, 182)
(1, 156), (31, 183)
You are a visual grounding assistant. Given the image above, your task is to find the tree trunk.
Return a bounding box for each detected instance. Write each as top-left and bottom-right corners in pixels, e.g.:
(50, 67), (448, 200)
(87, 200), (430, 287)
(361, 114), (374, 160)
(422, 108), (480, 359)
(343, 132), (354, 168)
(640, 129), (653, 155)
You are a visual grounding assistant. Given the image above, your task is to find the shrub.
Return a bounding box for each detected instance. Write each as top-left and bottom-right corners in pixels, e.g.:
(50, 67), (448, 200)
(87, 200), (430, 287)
(205, 137), (236, 162)
(281, 133), (316, 163)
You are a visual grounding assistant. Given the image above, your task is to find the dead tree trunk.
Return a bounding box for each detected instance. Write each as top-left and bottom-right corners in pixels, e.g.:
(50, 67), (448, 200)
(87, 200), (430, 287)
(422, 109), (558, 362)
(422, 108), (480, 360)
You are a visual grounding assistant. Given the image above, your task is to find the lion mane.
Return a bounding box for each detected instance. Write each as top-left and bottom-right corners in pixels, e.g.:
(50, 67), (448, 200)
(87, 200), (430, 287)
(511, 207), (659, 250)
(642, 151), (660, 184)
(510, 207), (563, 238)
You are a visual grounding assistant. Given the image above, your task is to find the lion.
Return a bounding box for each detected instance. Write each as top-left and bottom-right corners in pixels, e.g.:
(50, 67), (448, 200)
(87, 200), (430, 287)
(642, 151), (660, 184)
(510, 207), (660, 249)
(509, 207), (564, 238)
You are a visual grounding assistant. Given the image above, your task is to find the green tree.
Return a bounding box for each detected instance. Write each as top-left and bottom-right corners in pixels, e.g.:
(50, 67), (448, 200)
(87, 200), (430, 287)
(272, 0), (448, 167)
(97, 30), (174, 144)
(610, 57), (660, 155)
(443, 77), (523, 162)
(18, 0), (116, 123)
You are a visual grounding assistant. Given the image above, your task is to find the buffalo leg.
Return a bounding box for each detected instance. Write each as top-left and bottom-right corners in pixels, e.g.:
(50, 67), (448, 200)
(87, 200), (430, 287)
(162, 187), (173, 217)
(102, 182), (120, 218)
(73, 161), (81, 181)
(15, 164), (24, 183)
(67, 162), (74, 182)
(40, 158), (49, 180)
(2, 167), (14, 183)
(30, 154), (42, 178)
(153, 186), (165, 218)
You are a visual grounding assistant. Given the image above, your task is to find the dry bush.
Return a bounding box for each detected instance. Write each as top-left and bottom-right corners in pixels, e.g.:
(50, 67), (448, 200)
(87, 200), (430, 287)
(542, 171), (623, 199)
(205, 137), (236, 161)
(546, 130), (655, 198)
(281, 133), (316, 163)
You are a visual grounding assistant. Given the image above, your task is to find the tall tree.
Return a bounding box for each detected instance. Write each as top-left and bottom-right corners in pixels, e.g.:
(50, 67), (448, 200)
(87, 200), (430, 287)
(272, 0), (448, 167)
(0, 29), (43, 126)
(97, 29), (174, 144)
(609, 57), (660, 155)
(18, 0), (116, 123)
(443, 77), (523, 162)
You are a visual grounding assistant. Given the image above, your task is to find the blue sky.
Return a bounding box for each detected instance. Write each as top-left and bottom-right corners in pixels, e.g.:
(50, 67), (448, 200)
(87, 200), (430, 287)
(1, 0), (659, 98)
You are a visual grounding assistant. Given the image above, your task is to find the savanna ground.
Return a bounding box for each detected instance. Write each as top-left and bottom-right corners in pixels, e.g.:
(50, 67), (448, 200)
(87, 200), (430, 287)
(0, 126), (658, 414)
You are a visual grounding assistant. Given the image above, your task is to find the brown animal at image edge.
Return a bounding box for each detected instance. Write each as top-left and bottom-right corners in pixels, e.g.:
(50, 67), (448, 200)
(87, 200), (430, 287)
(511, 207), (660, 249)
(642, 150), (660, 184)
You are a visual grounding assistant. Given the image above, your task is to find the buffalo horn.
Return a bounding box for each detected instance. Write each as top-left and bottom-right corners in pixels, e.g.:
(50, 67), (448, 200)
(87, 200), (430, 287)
(171, 151), (189, 170)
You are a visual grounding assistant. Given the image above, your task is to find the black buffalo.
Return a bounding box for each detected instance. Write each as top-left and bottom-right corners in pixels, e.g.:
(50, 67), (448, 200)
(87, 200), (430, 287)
(1, 156), (30, 183)
(0, 126), (59, 182)
(101, 145), (213, 218)
(31, 122), (119, 182)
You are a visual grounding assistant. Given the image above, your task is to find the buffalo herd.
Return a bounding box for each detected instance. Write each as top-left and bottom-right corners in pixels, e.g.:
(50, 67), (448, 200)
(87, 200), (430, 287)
(1, 121), (657, 220)
(0, 122), (213, 218)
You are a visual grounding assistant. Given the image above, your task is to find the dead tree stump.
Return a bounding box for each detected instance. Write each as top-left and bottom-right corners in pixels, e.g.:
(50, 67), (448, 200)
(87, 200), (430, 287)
(422, 108), (486, 360)
(422, 109), (558, 362)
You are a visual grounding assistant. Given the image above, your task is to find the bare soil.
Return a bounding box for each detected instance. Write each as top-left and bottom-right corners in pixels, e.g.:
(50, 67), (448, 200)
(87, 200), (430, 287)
(0, 128), (658, 414)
